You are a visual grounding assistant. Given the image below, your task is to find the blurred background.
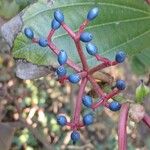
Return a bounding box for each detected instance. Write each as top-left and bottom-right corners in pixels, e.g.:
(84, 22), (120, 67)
(0, 0), (150, 150)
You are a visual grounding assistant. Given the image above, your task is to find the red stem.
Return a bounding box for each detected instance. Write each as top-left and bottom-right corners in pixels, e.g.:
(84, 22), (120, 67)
(142, 113), (150, 128)
(89, 61), (118, 74)
(75, 41), (89, 70)
(91, 89), (120, 109)
(48, 42), (81, 72)
(47, 29), (55, 41)
(78, 19), (89, 33)
(95, 54), (111, 64)
(73, 78), (88, 126)
(61, 22), (76, 39)
(87, 75), (105, 97)
(118, 103), (129, 150)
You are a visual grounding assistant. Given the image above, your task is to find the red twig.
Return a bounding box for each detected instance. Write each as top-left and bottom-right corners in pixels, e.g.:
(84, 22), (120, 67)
(118, 103), (129, 150)
(75, 41), (89, 70)
(73, 78), (88, 127)
(89, 61), (118, 74)
(87, 75), (105, 97)
(61, 22), (76, 39)
(142, 113), (150, 128)
(91, 89), (120, 109)
(48, 42), (82, 72)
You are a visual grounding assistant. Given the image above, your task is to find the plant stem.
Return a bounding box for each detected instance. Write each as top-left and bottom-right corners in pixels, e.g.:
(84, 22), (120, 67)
(89, 61), (118, 74)
(73, 78), (88, 126)
(118, 103), (129, 150)
(47, 29), (55, 41)
(78, 19), (89, 33)
(87, 75), (105, 97)
(95, 54), (111, 64)
(75, 41), (89, 70)
(48, 42), (82, 72)
(142, 113), (150, 128)
(91, 89), (120, 109)
(61, 22), (76, 39)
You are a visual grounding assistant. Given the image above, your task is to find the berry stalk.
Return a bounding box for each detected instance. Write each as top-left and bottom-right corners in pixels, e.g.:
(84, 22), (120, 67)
(142, 113), (150, 128)
(91, 89), (120, 109)
(75, 41), (89, 70)
(118, 103), (129, 150)
(73, 78), (88, 127)
(48, 42), (81, 72)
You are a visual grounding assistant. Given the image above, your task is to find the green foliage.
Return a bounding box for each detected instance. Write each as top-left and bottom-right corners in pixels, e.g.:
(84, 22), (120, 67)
(0, 0), (37, 19)
(13, 0), (150, 74)
(135, 81), (150, 103)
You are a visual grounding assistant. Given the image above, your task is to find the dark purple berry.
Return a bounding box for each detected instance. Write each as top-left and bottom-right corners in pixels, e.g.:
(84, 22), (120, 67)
(83, 114), (93, 126)
(56, 66), (67, 77)
(87, 7), (99, 21)
(116, 80), (126, 90)
(82, 95), (92, 107)
(109, 101), (121, 111)
(58, 50), (68, 65)
(115, 51), (126, 63)
(68, 74), (80, 84)
(51, 19), (61, 30)
(57, 115), (67, 126)
(54, 9), (64, 23)
(39, 37), (48, 47)
(24, 27), (34, 39)
(86, 43), (97, 55)
(80, 32), (93, 42)
(71, 131), (80, 143)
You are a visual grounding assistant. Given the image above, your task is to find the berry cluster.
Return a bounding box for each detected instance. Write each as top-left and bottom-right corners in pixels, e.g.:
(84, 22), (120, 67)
(24, 7), (126, 144)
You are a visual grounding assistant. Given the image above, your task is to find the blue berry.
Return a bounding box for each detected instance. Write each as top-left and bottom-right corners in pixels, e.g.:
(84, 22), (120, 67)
(24, 27), (34, 39)
(57, 115), (67, 126)
(80, 32), (93, 42)
(71, 131), (80, 143)
(115, 51), (126, 63)
(51, 19), (61, 30)
(39, 37), (48, 47)
(54, 9), (64, 23)
(109, 101), (121, 111)
(87, 7), (99, 21)
(116, 80), (126, 90)
(86, 43), (97, 55)
(58, 50), (68, 65)
(68, 74), (80, 84)
(56, 66), (67, 77)
(82, 95), (92, 107)
(83, 114), (93, 126)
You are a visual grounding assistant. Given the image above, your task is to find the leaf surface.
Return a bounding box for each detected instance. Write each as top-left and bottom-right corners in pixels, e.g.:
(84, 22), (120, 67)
(13, 0), (150, 75)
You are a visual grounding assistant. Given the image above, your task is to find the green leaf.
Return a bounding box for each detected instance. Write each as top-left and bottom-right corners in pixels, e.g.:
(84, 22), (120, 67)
(13, 0), (150, 72)
(131, 48), (150, 75)
(135, 81), (150, 103)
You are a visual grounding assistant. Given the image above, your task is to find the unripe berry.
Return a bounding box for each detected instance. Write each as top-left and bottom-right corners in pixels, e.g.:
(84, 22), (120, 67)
(80, 32), (93, 42)
(56, 66), (67, 77)
(58, 50), (68, 65)
(87, 7), (99, 21)
(83, 114), (93, 126)
(82, 95), (92, 107)
(39, 37), (48, 47)
(24, 27), (34, 39)
(54, 9), (64, 23)
(86, 43), (97, 55)
(109, 101), (121, 111)
(57, 115), (67, 126)
(68, 74), (80, 84)
(116, 80), (126, 90)
(71, 131), (80, 143)
(51, 18), (61, 30)
(115, 51), (126, 63)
